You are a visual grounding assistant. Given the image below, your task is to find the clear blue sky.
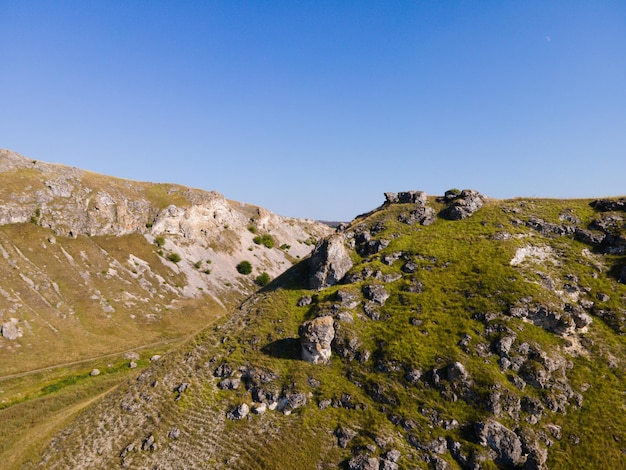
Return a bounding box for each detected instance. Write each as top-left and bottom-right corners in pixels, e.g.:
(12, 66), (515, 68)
(1, 1), (625, 220)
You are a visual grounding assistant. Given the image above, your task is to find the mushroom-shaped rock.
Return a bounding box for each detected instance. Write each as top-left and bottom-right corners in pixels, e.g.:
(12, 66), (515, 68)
(309, 233), (353, 289)
(299, 315), (335, 364)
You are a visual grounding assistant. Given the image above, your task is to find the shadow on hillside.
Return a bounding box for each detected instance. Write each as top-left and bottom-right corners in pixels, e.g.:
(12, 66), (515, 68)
(261, 338), (301, 360)
(258, 258), (312, 293)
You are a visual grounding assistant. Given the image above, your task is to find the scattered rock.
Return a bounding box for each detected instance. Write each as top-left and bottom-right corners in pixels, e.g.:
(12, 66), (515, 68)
(168, 428), (180, 440)
(123, 351), (140, 361)
(475, 420), (525, 467)
(252, 403), (267, 414)
(299, 315), (335, 364)
(1, 318), (23, 340)
(141, 434), (156, 452)
(218, 377), (241, 390)
(297, 296), (312, 307)
(348, 454), (379, 470)
(335, 426), (357, 448)
(362, 284), (390, 305)
(226, 403), (249, 420)
(90, 369), (101, 376)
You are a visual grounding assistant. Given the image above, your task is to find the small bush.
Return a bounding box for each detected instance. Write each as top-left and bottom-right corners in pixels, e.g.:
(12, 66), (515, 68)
(194, 261), (202, 269)
(168, 253), (182, 263)
(154, 235), (165, 247)
(253, 234), (275, 249)
(280, 244), (291, 251)
(248, 224), (258, 234)
(255, 272), (271, 287)
(236, 260), (252, 275)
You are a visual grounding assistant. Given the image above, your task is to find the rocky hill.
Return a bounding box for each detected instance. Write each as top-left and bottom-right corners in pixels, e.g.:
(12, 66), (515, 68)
(32, 189), (626, 469)
(0, 148), (332, 377)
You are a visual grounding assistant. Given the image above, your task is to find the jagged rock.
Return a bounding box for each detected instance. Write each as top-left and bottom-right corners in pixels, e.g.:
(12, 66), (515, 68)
(299, 315), (335, 364)
(355, 231), (390, 257)
(427, 454), (449, 470)
(348, 454), (379, 470)
(440, 190), (484, 220)
(363, 302), (381, 320)
(241, 366), (278, 388)
(168, 428), (180, 440)
(174, 382), (190, 394)
(590, 198), (626, 212)
(252, 403), (267, 414)
(526, 216), (575, 236)
(309, 233), (353, 289)
(385, 191), (427, 205)
(278, 392), (307, 414)
(226, 403), (249, 420)
(383, 449), (401, 463)
(218, 378), (241, 390)
(362, 284), (389, 305)
(337, 289), (360, 309)
(141, 434), (156, 451)
(405, 368), (422, 384)
(398, 205), (435, 226)
(574, 227), (606, 246)
(446, 361), (470, 382)
(379, 460), (398, 470)
(475, 420), (525, 467)
(214, 362), (234, 379)
(335, 426), (357, 448)
(494, 335), (516, 356)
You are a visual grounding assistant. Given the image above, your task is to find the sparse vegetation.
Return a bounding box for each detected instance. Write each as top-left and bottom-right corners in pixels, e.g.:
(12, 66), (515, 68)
(167, 252), (182, 263)
(154, 235), (165, 247)
(255, 271), (271, 286)
(253, 233), (275, 248)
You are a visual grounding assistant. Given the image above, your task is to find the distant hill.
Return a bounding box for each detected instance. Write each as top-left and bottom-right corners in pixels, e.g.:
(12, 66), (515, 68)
(32, 189), (626, 469)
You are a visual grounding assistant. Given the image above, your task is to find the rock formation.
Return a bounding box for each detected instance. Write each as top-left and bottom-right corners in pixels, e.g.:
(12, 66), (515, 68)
(299, 315), (335, 364)
(308, 233), (353, 289)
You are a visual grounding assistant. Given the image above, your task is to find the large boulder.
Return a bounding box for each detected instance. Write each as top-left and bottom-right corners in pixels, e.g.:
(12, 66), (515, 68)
(299, 315), (335, 364)
(309, 233), (353, 290)
(440, 189), (485, 220)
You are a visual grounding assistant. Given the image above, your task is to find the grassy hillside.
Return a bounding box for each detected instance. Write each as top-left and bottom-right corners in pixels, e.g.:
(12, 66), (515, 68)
(33, 192), (626, 469)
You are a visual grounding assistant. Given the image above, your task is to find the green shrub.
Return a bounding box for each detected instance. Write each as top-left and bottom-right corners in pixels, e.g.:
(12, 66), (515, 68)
(167, 252), (182, 263)
(255, 272), (271, 286)
(236, 260), (252, 275)
(154, 235), (165, 247)
(253, 234), (275, 249)
(194, 261), (202, 269)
